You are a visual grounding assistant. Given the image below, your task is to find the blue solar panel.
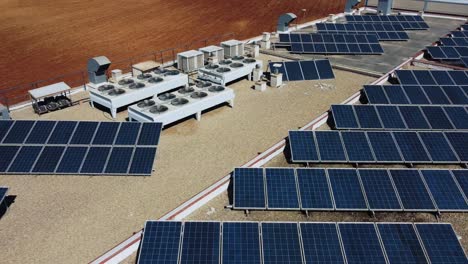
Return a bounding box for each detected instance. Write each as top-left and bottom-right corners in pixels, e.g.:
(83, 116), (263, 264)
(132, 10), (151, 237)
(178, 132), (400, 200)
(366, 132), (403, 162)
(299, 60), (319, 80)
(269, 62), (288, 81)
(288, 131), (319, 162)
(32, 146), (65, 173)
(300, 223), (345, 264)
(328, 169), (367, 210)
(382, 85), (410, 104)
(354, 105), (382, 128)
(0, 146), (20, 172)
(47, 121), (78, 144)
(396, 70), (418, 85)
(424, 85), (452, 104)
(413, 70), (437, 85)
(261, 223), (302, 264)
(92, 122), (120, 145)
(431, 71), (456, 85)
(375, 106), (407, 129)
(363, 85), (389, 104)
(115, 122), (141, 145)
(452, 170), (468, 197)
(233, 168), (266, 209)
(359, 169), (401, 210)
(25, 121), (56, 144)
(331, 105), (359, 129)
(55, 147), (88, 174)
(442, 86), (468, 104)
(2, 120), (35, 144)
(389, 170), (436, 210)
(377, 224), (428, 264)
(270, 60), (334, 81)
(222, 222), (261, 264)
(180, 222), (220, 264)
(448, 70), (468, 85)
(444, 107), (468, 129)
(315, 131), (347, 162)
(265, 168), (299, 209)
(338, 223), (386, 264)
(316, 60), (335, 79)
(421, 106), (454, 129)
(284, 62), (304, 81)
(0, 120), (13, 142)
(138, 221), (182, 264)
(398, 106), (431, 129)
(421, 170), (468, 211)
(341, 132), (375, 162)
(404, 85), (430, 104)
(296, 168), (333, 210)
(419, 132), (459, 162)
(8, 146), (42, 173)
(80, 147), (111, 174)
(445, 132), (468, 162)
(416, 224), (468, 264)
(0, 187), (7, 204)
(392, 132), (431, 162)
(104, 147), (133, 174)
(128, 147), (157, 175)
(69, 121), (99, 145)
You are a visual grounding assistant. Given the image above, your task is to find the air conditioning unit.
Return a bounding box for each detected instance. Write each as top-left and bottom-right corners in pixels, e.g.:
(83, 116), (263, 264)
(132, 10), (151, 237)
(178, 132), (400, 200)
(177, 50), (204, 73)
(220, 39), (245, 58)
(199, 45), (224, 63)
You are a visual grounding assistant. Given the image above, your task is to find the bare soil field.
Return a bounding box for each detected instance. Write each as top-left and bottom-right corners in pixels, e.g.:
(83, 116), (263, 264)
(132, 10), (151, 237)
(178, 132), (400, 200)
(0, 0), (346, 104)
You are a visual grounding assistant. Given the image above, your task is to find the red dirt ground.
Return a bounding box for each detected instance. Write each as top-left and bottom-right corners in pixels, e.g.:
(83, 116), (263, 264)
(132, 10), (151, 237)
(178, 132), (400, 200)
(0, 0), (346, 104)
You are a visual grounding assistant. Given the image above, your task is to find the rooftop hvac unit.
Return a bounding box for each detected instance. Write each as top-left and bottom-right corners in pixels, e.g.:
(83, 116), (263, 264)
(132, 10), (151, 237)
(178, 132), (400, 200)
(220, 40), (245, 58)
(177, 50), (204, 73)
(199, 45), (224, 62)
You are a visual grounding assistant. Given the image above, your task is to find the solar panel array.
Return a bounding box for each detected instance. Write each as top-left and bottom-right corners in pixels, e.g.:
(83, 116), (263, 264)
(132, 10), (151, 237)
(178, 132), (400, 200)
(452, 31), (468, 38)
(0, 186), (8, 205)
(279, 33), (384, 54)
(330, 104), (467, 130)
(440, 37), (468, 47)
(233, 168), (468, 212)
(138, 221), (467, 264)
(363, 85), (468, 105)
(316, 23), (410, 41)
(426, 46), (468, 60)
(0, 120), (162, 175)
(288, 130), (467, 164)
(268, 60), (335, 81)
(345, 15), (430, 30)
(395, 70), (468, 86)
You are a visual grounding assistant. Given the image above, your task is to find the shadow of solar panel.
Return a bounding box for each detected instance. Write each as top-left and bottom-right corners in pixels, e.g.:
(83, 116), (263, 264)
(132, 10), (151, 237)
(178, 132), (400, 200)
(353, 105), (383, 128)
(389, 170), (435, 211)
(442, 86), (468, 104)
(445, 132), (468, 162)
(25, 121), (56, 144)
(416, 224), (468, 264)
(7, 146), (42, 173)
(129, 147), (157, 175)
(288, 131), (319, 162)
(403, 85), (430, 104)
(104, 147), (134, 174)
(443, 107), (468, 129)
(419, 132), (459, 162)
(92, 122), (120, 145)
(115, 122), (141, 145)
(233, 168), (265, 209)
(137, 123), (162, 146)
(377, 224), (428, 264)
(375, 106), (407, 129)
(32, 146), (65, 173)
(393, 132), (430, 162)
(265, 168), (299, 209)
(180, 222), (220, 264)
(55, 147), (88, 174)
(262, 223), (302, 264)
(80, 147), (111, 174)
(382, 85), (410, 104)
(366, 132), (403, 162)
(300, 223), (345, 264)
(398, 106), (431, 129)
(0, 120), (13, 142)
(3, 120), (35, 144)
(341, 132), (375, 162)
(363, 86), (389, 104)
(328, 169), (367, 210)
(296, 168), (333, 210)
(315, 131), (347, 162)
(452, 170), (468, 197)
(331, 105), (359, 129)
(338, 223), (387, 264)
(359, 169), (401, 210)
(222, 222), (261, 264)
(47, 121), (78, 144)
(421, 170), (468, 211)
(69, 121), (99, 145)
(0, 146), (20, 172)
(138, 221), (182, 264)
(421, 106), (454, 129)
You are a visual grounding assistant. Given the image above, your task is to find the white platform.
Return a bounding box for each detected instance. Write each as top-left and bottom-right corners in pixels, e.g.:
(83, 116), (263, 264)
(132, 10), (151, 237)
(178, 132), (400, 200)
(198, 58), (263, 85)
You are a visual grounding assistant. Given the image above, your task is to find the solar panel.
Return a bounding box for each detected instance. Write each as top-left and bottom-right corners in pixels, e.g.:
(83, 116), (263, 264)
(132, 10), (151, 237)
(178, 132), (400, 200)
(25, 121), (56, 144)
(288, 131), (319, 162)
(461, 57), (468, 67)
(265, 168), (299, 209)
(115, 122), (141, 145)
(261, 223), (303, 264)
(345, 15), (429, 30)
(367, 132), (403, 162)
(315, 131), (347, 162)
(443, 107), (468, 129)
(392, 132), (431, 162)
(269, 60), (334, 81)
(180, 222), (220, 264)
(416, 223), (468, 264)
(423, 85), (452, 104)
(421, 170), (468, 211)
(420, 106), (454, 129)
(398, 106), (431, 129)
(104, 147), (134, 174)
(328, 169), (367, 210)
(317, 23), (409, 41)
(445, 132), (468, 162)
(397, 70), (468, 85)
(418, 132), (459, 162)
(47, 121), (77, 144)
(7, 146), (42, 173)
(442, 85), (468, 104)
(32, 146), (66, 173)
(296, 168), (333, 210)
(315, 59), (335, 79)
(427, 46), (467, 60)
(363, 85), (389, 104)
(382, 85), (411, 104)
(284, 61), (304, 81)
(389, 170), (436, 211)
(452, 170), (468, 197)
(340, 131), (375, 162)
(448, 70), (468, 85)
(0, 187), (8, 205)
(2, 120), (35, 144)
(377, 223), (428, 264)
(222, 222), (261, 264)
(353, 105), (383, 128)
(299, 60), (319, 80)
(55, 147), (88, 174)
(91, 122), (120, 145)
(375, 106), (407, 129)
(0, 146), (20, 172)
(128, 147), (157, 175)
(330, 105), (359, 129)
(0, 120), (13, 142)
(402, 86), (431, 104)
(451, 31), (468, 38)
(430, 70), (456, 85)
(138, 221), (182, 264)
(338, 223), (387, 264)
(300, 223), (345, 264)
(80, 147), (111, 174)
(359, 169), (401, 211)
(233, 168), (266, 209)
(69, 121), (99, 145)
